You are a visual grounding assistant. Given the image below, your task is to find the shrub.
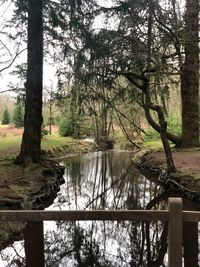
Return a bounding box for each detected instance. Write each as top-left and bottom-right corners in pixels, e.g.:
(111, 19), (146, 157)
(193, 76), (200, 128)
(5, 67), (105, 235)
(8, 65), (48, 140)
(2, 107), (10, 125)
(59, 116), (73, 137)
(145, 112), (181, 141)
(167, 112), (181, 135)
(41, 124), (49, 137)
(54, 115), (61, 126)
(13, 104), (24, 127)
(144, 126), (160, 141)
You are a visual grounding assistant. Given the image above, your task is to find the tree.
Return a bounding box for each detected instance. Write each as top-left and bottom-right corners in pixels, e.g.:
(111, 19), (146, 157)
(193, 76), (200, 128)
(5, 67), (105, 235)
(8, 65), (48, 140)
(1, 107), (10, 125)
(59, 115), (73, 137)
(15, 0), (43, 164)
(0, 2), (26, 96)
(137, 0), (199, 147)
(180, 0), (199, 146)
(126, 0), (199, 148)
(13, 103), (23, 127)
(70, 0), (199, 148)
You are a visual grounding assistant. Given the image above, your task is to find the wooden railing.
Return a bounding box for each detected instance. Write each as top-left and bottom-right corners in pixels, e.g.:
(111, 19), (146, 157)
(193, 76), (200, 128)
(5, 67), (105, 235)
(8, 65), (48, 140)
(0, 197), (199, 267)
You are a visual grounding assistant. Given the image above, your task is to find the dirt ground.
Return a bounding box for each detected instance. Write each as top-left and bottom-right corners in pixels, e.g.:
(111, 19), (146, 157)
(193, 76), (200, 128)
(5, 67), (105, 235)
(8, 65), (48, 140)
(145, 148), (200, 175)
(0, 125), (59, 137)
(0, 125), (23, 137)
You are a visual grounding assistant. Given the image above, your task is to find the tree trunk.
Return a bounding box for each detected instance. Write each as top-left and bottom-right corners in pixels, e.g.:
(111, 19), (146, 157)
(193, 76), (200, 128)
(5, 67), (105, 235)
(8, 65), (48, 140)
(16, 0), (43, 164)
(150, 104), (176, 173)
(181, 0), (199, 147)
(183, 222), (198, 267)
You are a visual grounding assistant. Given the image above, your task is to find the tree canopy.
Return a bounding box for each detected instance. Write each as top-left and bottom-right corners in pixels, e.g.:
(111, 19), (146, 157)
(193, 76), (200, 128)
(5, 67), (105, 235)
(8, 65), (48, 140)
(1, 0), (199, 164)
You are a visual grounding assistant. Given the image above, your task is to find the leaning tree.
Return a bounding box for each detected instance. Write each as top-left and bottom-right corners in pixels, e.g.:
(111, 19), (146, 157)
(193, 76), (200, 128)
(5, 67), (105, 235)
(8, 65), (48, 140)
(71, 0), (199, 148)
(120, 0), (199, 148)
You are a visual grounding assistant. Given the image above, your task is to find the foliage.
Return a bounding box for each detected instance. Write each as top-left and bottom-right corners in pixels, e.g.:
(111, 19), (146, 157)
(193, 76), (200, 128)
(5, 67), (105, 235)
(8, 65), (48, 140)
(12, 103), (24, 128)
(59, 115), (73, 137)
(145, 113), (182, 141)
(2, 107), (10, 125)
(41, 124), (49, 138)
(167, 113), (182, 136)
(3, 0), (199, 149)
(143, 140), (163, 149)
(144, 127), (160, 142)
(71, 113), (91, 139)
(54, 115), (61, 126)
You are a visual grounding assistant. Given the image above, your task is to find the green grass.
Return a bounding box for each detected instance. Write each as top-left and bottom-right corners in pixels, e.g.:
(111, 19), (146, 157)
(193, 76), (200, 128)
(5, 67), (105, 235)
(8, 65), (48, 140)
(0, 136), (22, 151)
(0, 134), (81, 158)
(143, 140), (163, 149)
(143, 140), (176, 150)
(41, 135), (76, 150)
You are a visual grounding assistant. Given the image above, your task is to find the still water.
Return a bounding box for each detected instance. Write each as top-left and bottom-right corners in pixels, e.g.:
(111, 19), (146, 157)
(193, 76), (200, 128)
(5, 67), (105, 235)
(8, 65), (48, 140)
(0, 151), (169, 266)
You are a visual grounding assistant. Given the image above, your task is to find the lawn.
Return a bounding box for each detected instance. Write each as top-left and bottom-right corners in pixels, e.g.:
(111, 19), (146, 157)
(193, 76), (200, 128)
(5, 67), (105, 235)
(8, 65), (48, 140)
(41, 135), (76, 150)
(0, 125), (86, 159)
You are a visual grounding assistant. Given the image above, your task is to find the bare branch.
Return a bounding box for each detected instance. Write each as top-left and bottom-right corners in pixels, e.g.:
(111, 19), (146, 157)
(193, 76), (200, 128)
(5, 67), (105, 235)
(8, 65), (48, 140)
(0, 47), (26, 73)
(0, 88), (19, 94)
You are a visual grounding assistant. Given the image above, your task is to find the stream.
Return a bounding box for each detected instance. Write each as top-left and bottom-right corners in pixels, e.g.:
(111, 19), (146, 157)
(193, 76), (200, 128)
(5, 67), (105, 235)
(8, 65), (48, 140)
(0, 151), (172, 266)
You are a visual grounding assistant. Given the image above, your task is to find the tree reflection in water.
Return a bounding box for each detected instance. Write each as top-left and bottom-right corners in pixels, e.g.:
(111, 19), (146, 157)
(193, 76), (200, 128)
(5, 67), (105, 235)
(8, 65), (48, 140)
(1, 151), (199, 266)
(44, 151), (168, 267)
(0, 151), (175, 266)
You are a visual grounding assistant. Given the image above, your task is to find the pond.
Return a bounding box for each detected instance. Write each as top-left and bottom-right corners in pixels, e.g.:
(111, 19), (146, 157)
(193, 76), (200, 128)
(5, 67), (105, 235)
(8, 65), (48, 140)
(0, 151), (174, 266)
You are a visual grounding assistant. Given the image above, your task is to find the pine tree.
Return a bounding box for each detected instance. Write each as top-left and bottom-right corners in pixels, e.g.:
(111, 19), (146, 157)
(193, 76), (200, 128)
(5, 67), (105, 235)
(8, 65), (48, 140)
(1, 107), (10, 125)
(15, 0), (43, 164)
(13, 104), (24, 127)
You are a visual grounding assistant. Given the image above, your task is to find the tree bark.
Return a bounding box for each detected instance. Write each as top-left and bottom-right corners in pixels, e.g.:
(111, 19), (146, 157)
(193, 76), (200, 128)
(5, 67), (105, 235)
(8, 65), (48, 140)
(16, 0), (43, 164)
(24, 222), (45, 267)
(122, 72), (182, 146)
(183, 222), (198, 267)
(180, 0), (199, 147)
(149, 104), (176, 173)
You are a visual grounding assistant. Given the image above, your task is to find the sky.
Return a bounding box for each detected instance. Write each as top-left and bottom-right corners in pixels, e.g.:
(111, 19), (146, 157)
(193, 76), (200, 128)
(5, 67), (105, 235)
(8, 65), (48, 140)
(0, 0), (187, 96)
(0, 0), (116, 96)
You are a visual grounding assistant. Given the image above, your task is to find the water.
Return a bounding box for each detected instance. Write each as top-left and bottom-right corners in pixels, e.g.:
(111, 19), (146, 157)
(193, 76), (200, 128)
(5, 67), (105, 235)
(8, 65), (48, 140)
(44, 151), (166, 266)
(0, 151), (169, 266)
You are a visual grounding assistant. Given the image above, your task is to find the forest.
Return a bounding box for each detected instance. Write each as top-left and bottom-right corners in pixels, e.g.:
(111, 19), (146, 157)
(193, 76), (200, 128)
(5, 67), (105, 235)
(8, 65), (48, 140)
(0, 0), (198, 164)
(0, 0), (199, 266)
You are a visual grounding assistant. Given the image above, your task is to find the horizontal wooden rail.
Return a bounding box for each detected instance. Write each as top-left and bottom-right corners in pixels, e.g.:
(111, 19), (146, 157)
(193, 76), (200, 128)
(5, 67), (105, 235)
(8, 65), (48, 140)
(0, 210), (169, 221)
(1, 198), (200, 267)
(183, 211), (200, 222)
(0, 209), (199, 222)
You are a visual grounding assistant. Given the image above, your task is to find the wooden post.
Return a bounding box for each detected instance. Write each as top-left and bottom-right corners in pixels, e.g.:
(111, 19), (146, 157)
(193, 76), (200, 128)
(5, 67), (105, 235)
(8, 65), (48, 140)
(183, 221), (198, 267)
(168, 197), (183, 267)
(24, 221), (45, 267)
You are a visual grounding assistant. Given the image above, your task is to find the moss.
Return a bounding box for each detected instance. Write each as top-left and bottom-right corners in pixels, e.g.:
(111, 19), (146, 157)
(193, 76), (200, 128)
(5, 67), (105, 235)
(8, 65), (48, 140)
(143, 140), (163, 149)
(0, 222), (25, 250)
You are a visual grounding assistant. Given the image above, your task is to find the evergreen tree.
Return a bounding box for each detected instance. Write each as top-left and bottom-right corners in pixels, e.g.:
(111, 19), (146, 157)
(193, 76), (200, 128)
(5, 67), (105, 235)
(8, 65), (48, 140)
(67, 0), (199, 148)
(15, 0), (43, 164)
(59, 115), (73, 137)
(13, 104), (24, 127)
(2, 107), (10, 125)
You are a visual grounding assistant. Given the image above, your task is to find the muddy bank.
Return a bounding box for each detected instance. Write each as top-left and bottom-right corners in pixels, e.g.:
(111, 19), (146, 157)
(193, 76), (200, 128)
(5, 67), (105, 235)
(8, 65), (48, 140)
(0, 140), (98, 249)
(0, 140), (98, 208)
(0, 159), (65, 249)
(133, 148), (200, 202)
(43, 139), (98, 160)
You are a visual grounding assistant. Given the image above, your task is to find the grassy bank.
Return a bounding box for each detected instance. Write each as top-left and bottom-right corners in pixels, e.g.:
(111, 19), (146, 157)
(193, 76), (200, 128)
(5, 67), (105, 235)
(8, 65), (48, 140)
(0, 134), (97, 160)
(143, 140), (163, 149)
(0, 125), (96, 159)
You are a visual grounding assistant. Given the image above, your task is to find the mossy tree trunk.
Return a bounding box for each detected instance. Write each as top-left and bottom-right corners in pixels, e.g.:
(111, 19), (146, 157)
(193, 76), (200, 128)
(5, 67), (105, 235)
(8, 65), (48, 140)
(180, 0), (199, 147)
